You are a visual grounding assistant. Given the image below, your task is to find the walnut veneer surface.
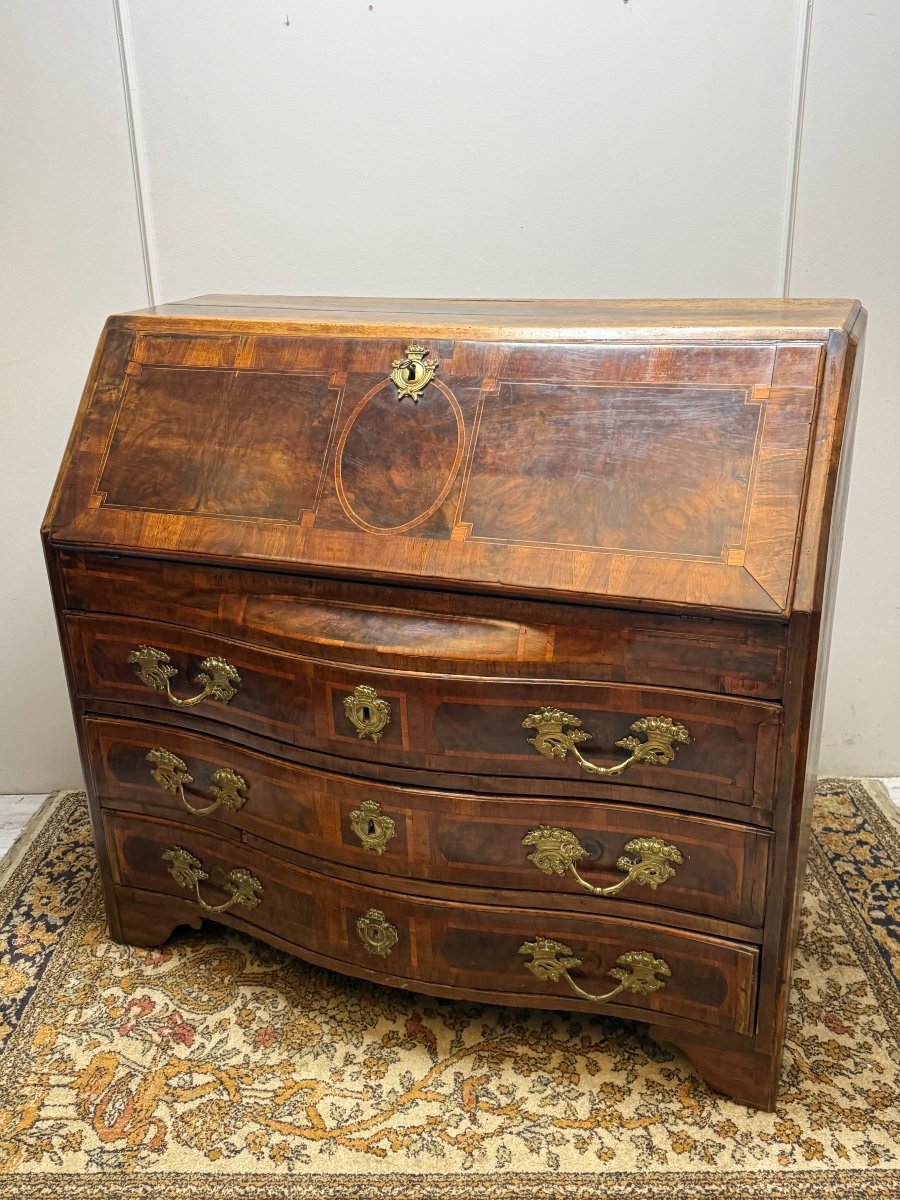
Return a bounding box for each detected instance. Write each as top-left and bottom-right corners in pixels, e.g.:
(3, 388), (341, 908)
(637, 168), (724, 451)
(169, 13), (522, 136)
(43, 295), (865, 1109)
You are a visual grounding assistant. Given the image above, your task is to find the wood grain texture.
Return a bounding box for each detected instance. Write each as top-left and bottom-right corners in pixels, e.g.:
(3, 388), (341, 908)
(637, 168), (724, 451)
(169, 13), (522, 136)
(87, 715), (771, 927)
(66, 612), (782, 809)
(42, 295), (866, 1110)
(59, 551), (788, 697)
(105, 810), (758, 1035)
(43, 315), (839, 615)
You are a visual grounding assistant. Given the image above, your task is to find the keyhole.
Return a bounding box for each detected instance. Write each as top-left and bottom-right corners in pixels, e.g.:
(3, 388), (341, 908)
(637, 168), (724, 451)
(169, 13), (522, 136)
(368, 818), (377, 836)
(361, 705), (371, 723)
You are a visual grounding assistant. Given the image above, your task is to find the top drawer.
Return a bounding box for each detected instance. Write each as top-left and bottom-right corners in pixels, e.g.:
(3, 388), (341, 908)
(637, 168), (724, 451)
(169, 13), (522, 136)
(66, 613), (781, 811)
(58, 553), (787, 699)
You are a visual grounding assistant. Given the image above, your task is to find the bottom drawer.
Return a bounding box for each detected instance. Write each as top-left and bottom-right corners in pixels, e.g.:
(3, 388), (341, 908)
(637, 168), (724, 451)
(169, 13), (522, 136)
(104, 812), (758, 1034)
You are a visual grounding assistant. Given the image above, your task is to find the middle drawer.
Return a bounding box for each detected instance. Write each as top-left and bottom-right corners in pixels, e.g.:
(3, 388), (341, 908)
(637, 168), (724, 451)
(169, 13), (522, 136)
(87, 716), (771, 927)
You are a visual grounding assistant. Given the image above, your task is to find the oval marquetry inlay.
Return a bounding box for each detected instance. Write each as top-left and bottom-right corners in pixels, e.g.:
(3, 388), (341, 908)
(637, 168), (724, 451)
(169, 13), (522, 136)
(334, 379), (465, 534)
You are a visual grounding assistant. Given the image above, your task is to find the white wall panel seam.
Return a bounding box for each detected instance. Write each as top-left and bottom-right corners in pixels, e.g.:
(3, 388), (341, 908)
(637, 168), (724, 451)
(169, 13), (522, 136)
(113, 0), (161, 306)
(780, 0), (816, 297)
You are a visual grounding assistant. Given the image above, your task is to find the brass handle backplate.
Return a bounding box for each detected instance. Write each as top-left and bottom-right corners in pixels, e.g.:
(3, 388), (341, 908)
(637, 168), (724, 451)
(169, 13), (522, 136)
(349, 799), (397, 854)
(519, 938), (671, 1006)
(356, 908), (399, 957)
(146, 748), (248, 816)
(522, 827), (683, 897)
(390, 344), (439, 402)
(523, 709), (689, 778)
(163, 846), (262, 914)
(343, 684), (392, 742)
(128, 646), (241, 709)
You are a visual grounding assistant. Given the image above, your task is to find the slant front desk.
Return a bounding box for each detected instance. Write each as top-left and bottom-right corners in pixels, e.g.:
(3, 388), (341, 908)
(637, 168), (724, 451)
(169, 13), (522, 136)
(43, 295), (865, 1108)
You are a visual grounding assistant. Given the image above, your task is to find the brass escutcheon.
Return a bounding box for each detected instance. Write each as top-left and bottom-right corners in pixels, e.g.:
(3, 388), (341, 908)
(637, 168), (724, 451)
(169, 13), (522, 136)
(390, 344), (439, 402)
(162, 846), (262, 914)
(522, 710), (690, 778)
(349, 799), (397, 854)
(355, 908), (399, 957)
(522, 827), (683, 897)
(519, 938), (671, 1005)
(146, 748), (249, 816)
(128, 646), (241, 709)
(343, 684), (392, 743)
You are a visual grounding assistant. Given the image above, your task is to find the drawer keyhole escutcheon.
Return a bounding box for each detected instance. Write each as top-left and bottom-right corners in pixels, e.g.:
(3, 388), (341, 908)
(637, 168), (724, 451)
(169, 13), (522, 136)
(523, 710), (689, 778)
(390, 344), (439, 402)
(127, 646), (241, 709)
(162, 847), (262, 914)
(349, 799), (397, 854)
(519, 938), (671, 1006)
(146, 748), (249, 816)
(356, 908), (399, 957)
(343, 684), (392, 742)
(523, 827), (683, 897)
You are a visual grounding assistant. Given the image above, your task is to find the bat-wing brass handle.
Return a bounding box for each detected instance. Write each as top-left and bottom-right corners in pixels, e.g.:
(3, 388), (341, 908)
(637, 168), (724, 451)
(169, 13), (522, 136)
(523, 828), (683, 897)
(519, 938), (671, 1005)
(146, 748), (248, 816)
(162, 847), (262, 914)
(128, 646), (240, 709)
(522, 710), (689, 778)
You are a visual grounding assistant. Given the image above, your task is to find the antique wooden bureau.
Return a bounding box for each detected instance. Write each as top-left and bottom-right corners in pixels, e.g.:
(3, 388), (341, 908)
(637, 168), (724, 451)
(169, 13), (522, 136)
(43, 296), (865, 1109)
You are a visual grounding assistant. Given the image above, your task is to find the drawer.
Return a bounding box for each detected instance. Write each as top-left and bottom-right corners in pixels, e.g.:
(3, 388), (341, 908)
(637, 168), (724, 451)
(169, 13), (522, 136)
(87, 717), (772, 926)
(69, 614), (781, 809)
(105, 811), (759, 1033)
(59, 551), (787, 699)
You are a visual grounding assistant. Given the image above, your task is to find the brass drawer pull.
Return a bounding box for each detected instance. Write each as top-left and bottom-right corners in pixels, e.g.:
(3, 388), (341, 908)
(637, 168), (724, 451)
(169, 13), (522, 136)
(349, 799), (396, 854)
(162, 846), (262, 914)
(127, 645), (241, 709)
(356, 908), (399, 957)
(343, 684), (392, 742)
(519, 938), (670, 1005)
(523, 827), (683, 897)
(523, 709), (689, 778)
(390, 344), (439, 403)
(146, 748), (248, 816)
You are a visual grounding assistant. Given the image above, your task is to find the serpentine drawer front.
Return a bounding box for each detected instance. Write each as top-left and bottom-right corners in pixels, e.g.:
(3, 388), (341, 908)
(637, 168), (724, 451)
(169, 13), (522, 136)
(86, 716), (771, 927)
(44, 295), (865, 1109)
(67, 612), (780, 809)
(104, 811), (758, 1034)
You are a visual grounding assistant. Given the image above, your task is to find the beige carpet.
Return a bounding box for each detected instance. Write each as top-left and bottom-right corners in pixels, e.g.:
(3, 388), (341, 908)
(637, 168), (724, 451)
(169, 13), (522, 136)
(0, 781), (898, 1198)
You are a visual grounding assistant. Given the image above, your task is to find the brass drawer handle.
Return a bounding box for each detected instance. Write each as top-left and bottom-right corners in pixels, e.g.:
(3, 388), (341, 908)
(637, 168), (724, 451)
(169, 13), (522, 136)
(349, 799), (396, 854)
(146, 748), (248, 816)
(519, 938), (671, 1006)
(128, 645), (241, 709)
(356, 908), (399, 957)
(523, 709), (689, 778)
(343, 684), (392, 743)
(523, 828), (683, 897)
(390, 344), (439, 403)
(162, 846), (262, 914)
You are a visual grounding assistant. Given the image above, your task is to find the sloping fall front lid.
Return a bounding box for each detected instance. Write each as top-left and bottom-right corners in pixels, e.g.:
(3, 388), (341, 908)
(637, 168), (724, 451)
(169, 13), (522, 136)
(44, 296), (864, 616)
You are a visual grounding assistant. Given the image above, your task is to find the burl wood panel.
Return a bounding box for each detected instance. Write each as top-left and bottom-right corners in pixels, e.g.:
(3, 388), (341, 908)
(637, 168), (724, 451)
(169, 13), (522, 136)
(87, 715), (771, 926)
(59, 552), (788, 698)
(68, 613), (781, 809)
(105, 810), (758, 1034)
(45, 323), (830, 614)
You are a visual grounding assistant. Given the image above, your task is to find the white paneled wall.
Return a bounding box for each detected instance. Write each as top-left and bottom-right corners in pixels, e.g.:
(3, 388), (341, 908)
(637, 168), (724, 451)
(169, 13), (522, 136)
(1, 0), (897, 787)
(0, 1), (148, 792)
(790, 0), (900, 775)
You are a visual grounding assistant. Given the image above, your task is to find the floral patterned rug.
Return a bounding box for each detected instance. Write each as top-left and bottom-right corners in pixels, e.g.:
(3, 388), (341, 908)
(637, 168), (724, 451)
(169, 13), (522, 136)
(0, 780), (898, 1199)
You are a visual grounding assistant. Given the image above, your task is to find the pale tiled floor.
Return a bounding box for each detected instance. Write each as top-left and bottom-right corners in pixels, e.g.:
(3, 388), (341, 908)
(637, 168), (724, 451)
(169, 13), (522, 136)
(0, 793), (51, 860)
(0, 784), (899, 866)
